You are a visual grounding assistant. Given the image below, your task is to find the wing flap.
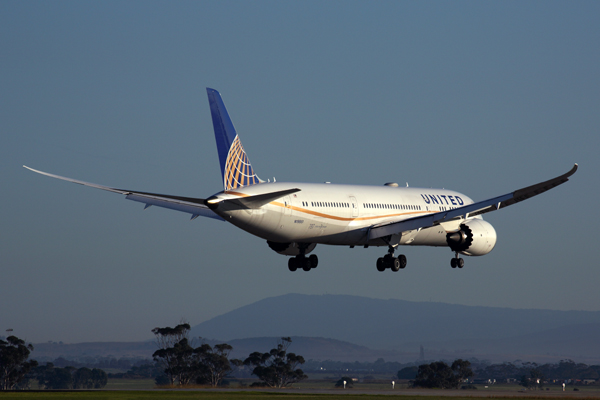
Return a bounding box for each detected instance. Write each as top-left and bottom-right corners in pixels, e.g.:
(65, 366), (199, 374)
(369, 164), (577, 240)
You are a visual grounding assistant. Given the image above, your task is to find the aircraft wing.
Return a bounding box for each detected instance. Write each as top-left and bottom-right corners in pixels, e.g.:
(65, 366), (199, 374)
(368, 164), (578, 240)
(23, 166), (223, 221)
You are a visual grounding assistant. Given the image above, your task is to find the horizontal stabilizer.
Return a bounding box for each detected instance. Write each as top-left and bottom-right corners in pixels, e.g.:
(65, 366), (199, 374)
(369, 164), (578, 240)
(207, 188), (301, 210)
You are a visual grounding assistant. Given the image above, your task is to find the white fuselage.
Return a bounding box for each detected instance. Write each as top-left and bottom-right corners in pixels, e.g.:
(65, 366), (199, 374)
(209, 182), (492, 251)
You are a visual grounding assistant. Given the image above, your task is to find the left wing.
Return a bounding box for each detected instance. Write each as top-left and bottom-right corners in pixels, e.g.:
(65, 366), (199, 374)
(369, 164), (578, 240)
(23, 166), (223, 221)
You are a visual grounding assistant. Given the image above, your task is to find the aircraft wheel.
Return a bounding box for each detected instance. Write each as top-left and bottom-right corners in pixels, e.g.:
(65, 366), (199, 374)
(296, 256), (311, 271)
(399, 254), (407, 269)
(302, 258), (312, 271)
(458, 258), (464, 268)
(391, 257), (400, 272)
(376, 258), (385, 271)
(383, 254), (394, 269)
(309, 254), (318, 269)
(451, 258), (457, 269)
(288, 258), (297, 272)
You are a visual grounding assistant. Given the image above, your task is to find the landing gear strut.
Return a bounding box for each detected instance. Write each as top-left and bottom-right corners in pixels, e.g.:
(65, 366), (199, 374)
(287, 244), (318, 272)
(376, 245), (407, 272)
(450, 252), (464, 269)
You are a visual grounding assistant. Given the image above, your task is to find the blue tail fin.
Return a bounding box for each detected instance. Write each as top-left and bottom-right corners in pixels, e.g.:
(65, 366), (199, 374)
(206, 88), (261, 191)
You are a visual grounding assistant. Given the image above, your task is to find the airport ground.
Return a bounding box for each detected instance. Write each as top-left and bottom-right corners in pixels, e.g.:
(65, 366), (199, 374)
(2, 379), (599, 400)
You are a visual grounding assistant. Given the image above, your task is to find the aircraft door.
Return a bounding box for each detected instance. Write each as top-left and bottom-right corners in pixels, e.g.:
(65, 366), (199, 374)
(350, 196), (358, 218)
(283, 196), (292, 216)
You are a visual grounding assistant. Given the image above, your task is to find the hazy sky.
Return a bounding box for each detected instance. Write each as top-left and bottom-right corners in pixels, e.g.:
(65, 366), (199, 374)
(2, 1), (599, 344)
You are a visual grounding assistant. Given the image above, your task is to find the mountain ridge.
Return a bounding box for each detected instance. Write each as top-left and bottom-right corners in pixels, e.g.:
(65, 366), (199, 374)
(28, 294), (600, 363)
(190, 293), (600, 361)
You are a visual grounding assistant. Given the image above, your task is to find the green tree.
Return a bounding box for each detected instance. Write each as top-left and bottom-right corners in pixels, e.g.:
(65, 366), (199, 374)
(73, 367), (94, 389)
(195, 342), (242, 387)
(153, 337), (196, 386)
(72, 367), (107, 389)
(0, 336), (38, 390)
(451, 359), (474, 383)
(152, 325), (241, 387)
(90, 368), (108, 388)
(243, 337), (307, 388)
(413, 361), (457, 389)
(36, 363), (75, 389)
(152, 323), (191, 386)
(412, 359), (474, 389)
(519, 368), (544, 390)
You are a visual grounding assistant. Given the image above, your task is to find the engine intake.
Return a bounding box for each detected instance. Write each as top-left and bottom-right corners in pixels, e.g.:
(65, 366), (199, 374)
(446, 219), (497, 256)
(446, 224), (473, 253)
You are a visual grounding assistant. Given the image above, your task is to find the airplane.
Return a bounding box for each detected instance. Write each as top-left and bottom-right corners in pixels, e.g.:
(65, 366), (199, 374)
(25, 88), (578, 272)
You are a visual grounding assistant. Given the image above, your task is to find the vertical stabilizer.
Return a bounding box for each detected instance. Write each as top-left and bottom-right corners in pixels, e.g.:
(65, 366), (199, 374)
(206, 88), (261, 191)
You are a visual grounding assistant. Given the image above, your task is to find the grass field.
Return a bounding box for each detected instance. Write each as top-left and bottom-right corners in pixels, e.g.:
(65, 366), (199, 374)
(2, 391), (600, 400)
(2, 379), (598, 400)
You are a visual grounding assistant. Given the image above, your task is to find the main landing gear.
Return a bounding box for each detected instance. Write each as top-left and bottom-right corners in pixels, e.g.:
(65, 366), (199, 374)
(376, 246), (407, 272)
(288, 254), (318, 272)
(450, 252), (464, 269)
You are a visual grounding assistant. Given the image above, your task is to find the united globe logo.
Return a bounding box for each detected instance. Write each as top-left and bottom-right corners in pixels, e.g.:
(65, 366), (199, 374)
(224, 135), (260, 190)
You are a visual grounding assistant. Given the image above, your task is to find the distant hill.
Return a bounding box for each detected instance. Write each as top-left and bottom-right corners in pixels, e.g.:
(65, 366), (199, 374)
(29, 294), (600, 364)
(29, 337), (398, 363)
(190, 293), (600, 363)
(226, 336), (407, 362)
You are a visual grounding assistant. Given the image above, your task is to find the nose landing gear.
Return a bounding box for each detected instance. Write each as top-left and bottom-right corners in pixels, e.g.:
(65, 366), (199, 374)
(450, 252), (464, 268)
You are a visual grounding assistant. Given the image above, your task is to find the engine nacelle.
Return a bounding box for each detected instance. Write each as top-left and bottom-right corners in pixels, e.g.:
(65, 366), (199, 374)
(446, 219), (497, 256)
(267, 241), (317, 256)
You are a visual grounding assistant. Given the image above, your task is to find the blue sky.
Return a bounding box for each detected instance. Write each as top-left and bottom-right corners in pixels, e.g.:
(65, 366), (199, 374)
(2, 1), (599, 343)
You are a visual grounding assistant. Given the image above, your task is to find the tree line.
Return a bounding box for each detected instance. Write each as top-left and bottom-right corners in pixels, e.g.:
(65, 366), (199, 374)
(398, 359), (600, 390)
(0, 335), (107, 390)
(4, 329), (600, 391)
(44, 356), (148, 370)
(475, 359), (600, 381)
(1, 326), (309, 390)
(31, 363), (107, 389)
(150, 323), (307, 388)
(398, 359), (474, 389)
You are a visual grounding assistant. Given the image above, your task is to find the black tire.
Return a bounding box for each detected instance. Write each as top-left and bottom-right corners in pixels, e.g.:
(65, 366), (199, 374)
(391, 257), (400, 272)
(302, 258), (312, 271)
(451, 258), (457, 268)
(309, 254), (318, 269)
(376, 257), (385, 271)
(458, 258), (464, 268)
(383, 254), (393, 269)
(399, 254), (407, 269)
(288, 258), (297, 271)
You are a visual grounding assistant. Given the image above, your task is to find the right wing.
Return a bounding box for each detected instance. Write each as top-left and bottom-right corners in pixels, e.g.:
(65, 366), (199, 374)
(23, 166), (223, 221)
(369, 163), (578, 240)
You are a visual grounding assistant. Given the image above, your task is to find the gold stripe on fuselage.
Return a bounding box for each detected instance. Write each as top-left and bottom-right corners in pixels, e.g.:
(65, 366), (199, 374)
(270, 201), (428, 222)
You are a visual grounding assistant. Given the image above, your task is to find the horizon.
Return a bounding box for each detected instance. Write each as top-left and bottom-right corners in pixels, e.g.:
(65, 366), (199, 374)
(7, 293), (594, 345)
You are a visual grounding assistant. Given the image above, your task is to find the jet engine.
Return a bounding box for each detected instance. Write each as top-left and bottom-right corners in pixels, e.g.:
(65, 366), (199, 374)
(446, 219), (497, 256)
(267, 241), (317, 256)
